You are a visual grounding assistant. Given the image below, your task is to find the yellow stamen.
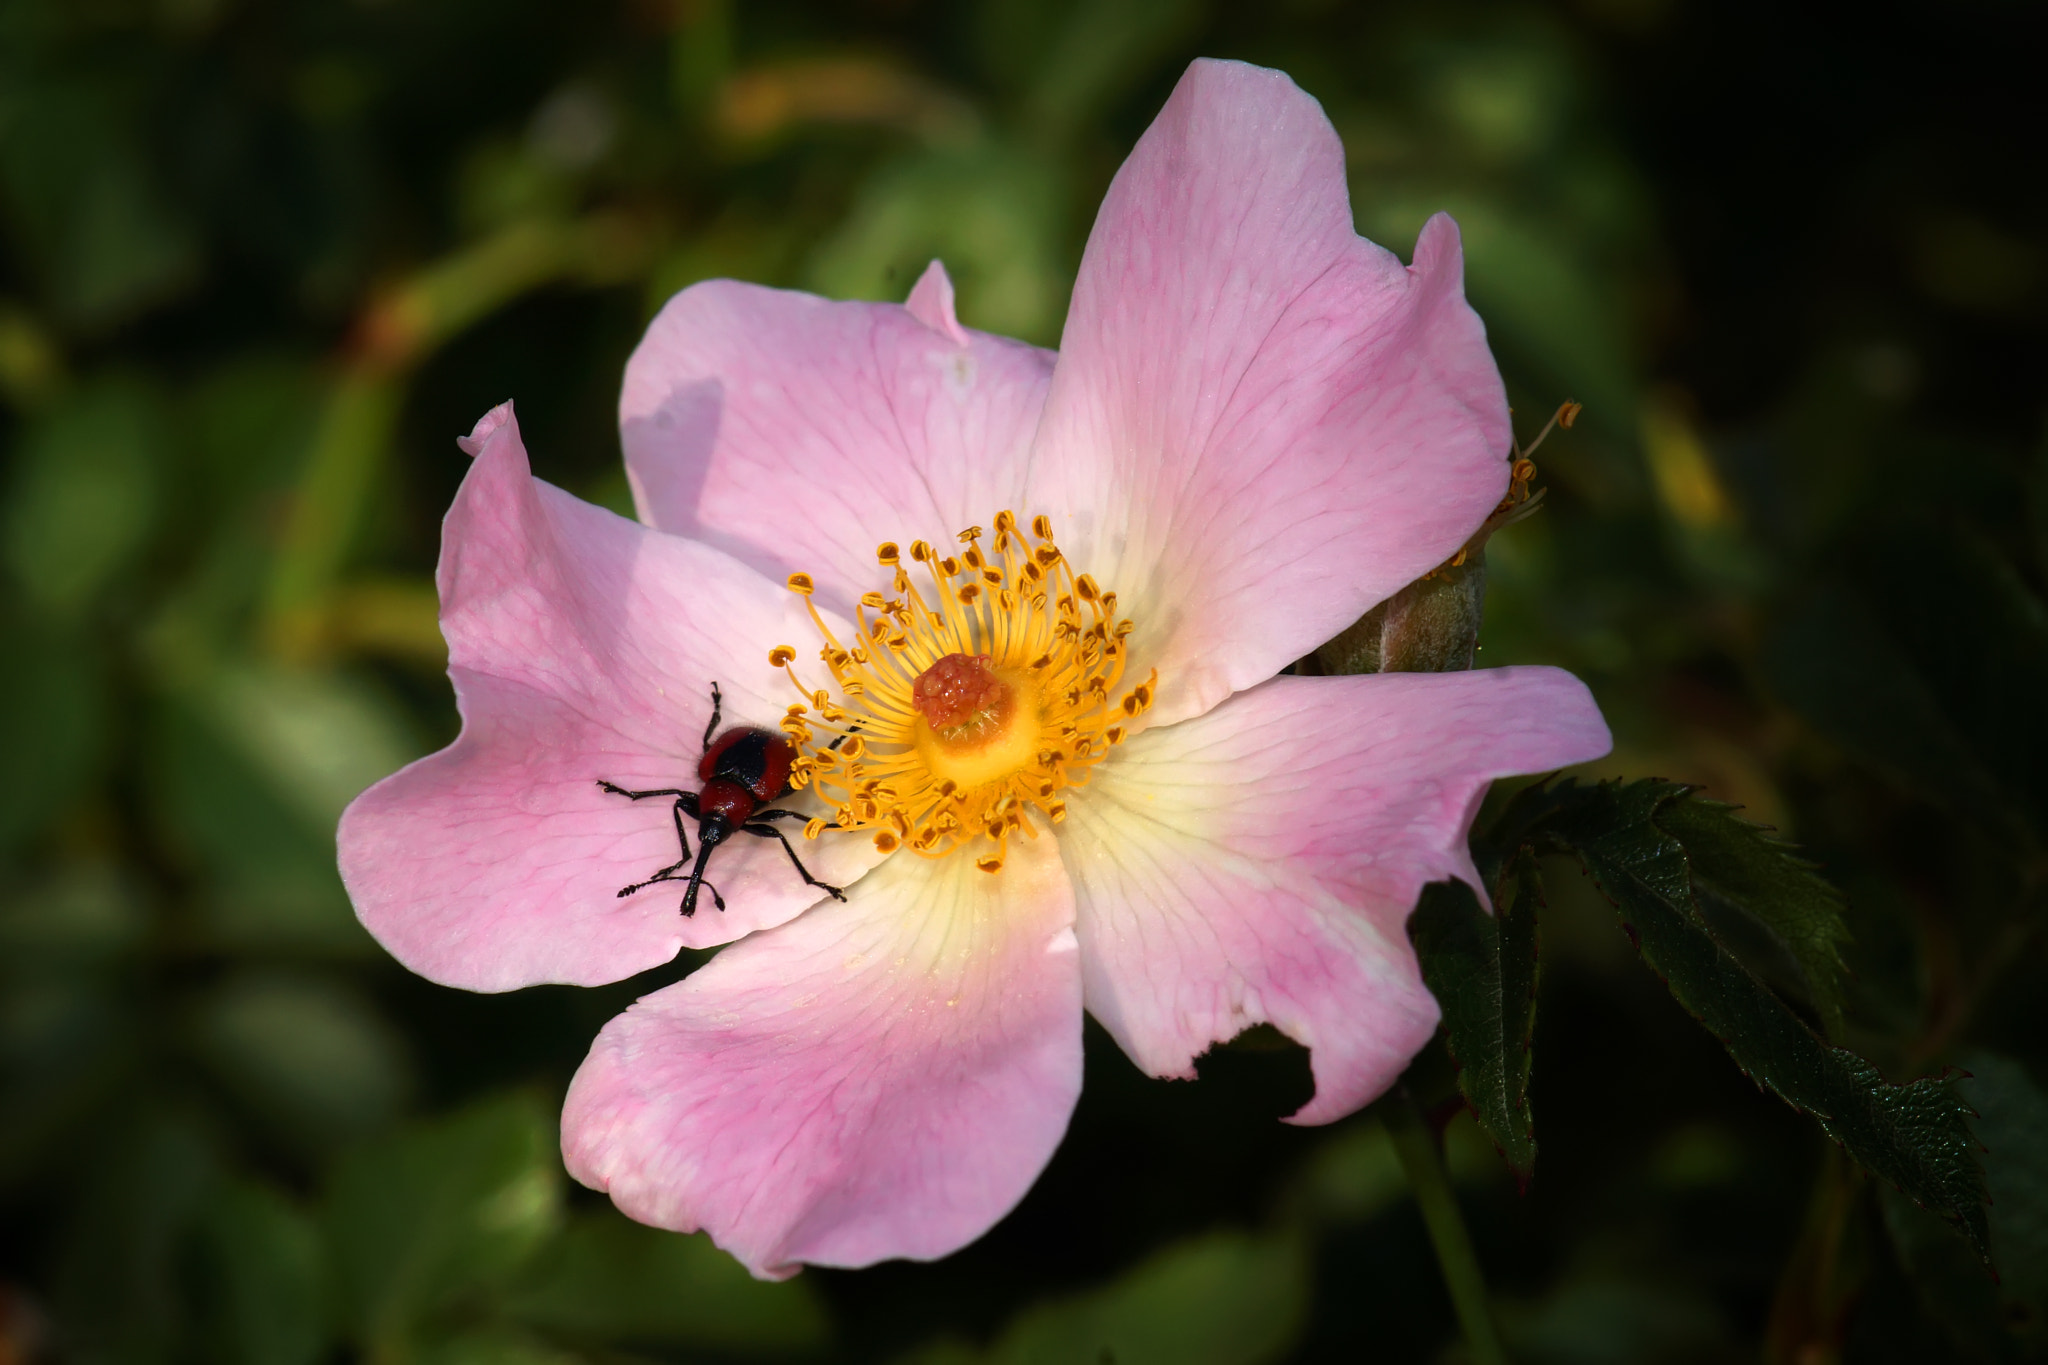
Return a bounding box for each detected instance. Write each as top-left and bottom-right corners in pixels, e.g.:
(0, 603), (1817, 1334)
(770, 512), (1157, 870)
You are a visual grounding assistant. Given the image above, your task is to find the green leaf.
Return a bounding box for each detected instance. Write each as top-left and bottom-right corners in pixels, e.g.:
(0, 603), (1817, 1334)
(1763, 583), (2031, 850)
(1496, 779), (1989, 1263)
(1650, 794), (1851, 1035)
(805, 143), (1070, 345)
(0, 76), (199, 326)
(1019, 0), (1203, 141)
(1961, 1054), (2048, 1326)
(0, 866), (142, 1189)
(189, 970), (411, 1154)
(142, 692), (368, 953)
(502, 1209), (829, 1353)
(1407, 851), (1542, 1177)
(1875, 1047), (2048, 1358)
(1886, 1053), (2048, 1356)
(53, 1109), (218, 1365)
(1868, 523), (2048, 837)
(1500, 1270), (1735, 1365)
(196, 1179), (331, 1365)
(901, 1231), (1308, 1365)
(324, 1092), (564, 1354)
(409, 1328), (587, 1365)
(2, 376), (164, 617)
(0, 618), (109, 857)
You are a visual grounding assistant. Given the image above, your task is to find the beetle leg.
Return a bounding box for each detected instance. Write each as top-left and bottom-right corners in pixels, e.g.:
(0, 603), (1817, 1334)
(606, 789), (711, 900)
(616, 863), (689, 898)
(739, 821), (848, 902)
(597, 780), (692, 800)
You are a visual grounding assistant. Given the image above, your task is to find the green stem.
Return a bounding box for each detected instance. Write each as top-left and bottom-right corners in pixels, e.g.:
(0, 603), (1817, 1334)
(1385, 1093), (1510, 1365)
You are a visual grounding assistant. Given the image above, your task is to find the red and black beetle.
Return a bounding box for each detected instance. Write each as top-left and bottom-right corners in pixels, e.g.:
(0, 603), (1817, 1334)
(599, 683), (846, 917)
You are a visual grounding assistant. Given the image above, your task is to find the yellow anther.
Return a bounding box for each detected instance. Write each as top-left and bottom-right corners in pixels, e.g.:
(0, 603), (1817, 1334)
(787, 572), (814, 595)
(774, 511), (1155, 870)
(769, 645), (797, 667)
(804, 817), (828, 840)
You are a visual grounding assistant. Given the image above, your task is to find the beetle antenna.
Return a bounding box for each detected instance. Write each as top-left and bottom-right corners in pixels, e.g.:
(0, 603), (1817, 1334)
(701, 681), (724, 754)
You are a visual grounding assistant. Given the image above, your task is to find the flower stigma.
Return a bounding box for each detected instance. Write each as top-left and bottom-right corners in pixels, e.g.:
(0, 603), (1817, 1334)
(770, 511), (1157, 874)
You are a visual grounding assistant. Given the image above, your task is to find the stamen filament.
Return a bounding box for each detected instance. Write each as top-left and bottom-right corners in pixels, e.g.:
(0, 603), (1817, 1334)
(774, 512), (1156, 869)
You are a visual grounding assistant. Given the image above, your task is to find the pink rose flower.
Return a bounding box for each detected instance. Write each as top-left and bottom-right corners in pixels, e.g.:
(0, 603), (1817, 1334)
(338, 59), (1610, 1279)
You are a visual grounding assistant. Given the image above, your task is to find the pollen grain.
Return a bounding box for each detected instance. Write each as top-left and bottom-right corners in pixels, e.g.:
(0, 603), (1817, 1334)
(770, 511), (1155, 874)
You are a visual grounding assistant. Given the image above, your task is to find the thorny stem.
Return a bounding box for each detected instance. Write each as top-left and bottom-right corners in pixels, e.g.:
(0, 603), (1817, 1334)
(1384, 1090), (1510, 1365)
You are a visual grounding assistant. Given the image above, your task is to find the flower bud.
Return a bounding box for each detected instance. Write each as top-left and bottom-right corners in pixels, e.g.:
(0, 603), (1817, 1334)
(1319, 554), (1486, 675)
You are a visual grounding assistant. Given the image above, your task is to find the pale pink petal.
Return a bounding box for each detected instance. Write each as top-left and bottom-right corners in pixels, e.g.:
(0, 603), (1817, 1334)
(1061, 668), (1609, 1124)
(904, 259), (969, 345)
(618, 272), (1055, 610)
(1028, 59), (1512, 728)
(338, 406), (881, 993)
(562, 833), (1081, 1278)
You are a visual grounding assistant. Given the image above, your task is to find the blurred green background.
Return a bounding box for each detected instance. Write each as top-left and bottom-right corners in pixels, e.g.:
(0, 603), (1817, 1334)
(2, 0), (2045, 1361)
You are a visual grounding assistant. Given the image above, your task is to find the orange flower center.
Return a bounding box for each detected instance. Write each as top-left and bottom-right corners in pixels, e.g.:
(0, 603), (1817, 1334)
(768, 511), (1157, 873)
(912, 652), (1014, 741)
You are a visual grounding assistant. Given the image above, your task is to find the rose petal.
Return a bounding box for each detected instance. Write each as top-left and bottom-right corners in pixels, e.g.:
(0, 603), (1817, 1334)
(338, 406), (881, 992)
(1060, 668), (1609, 1124)
(905, 258), (970, 345)
(562, 832), (1081, 1278)
(619, 271), (1056, 610)
(1029, 59), (1513, 728)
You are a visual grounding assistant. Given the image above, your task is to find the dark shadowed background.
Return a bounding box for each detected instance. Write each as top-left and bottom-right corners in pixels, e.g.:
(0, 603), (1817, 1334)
(2, 0), (2046, 1361)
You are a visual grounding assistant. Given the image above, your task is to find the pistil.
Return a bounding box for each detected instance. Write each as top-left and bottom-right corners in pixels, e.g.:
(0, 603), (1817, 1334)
(769, 511), (1156, 873)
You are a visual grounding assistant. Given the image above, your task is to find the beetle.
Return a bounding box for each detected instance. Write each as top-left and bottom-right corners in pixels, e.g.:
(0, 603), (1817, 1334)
(598, 682), (846, 917)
